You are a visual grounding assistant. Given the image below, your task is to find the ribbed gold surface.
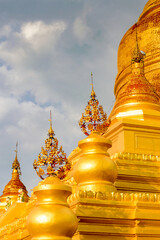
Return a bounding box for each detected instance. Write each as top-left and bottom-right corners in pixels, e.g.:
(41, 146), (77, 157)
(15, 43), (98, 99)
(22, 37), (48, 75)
(115, 0), (160, 99)
(139, 0), (160, 19)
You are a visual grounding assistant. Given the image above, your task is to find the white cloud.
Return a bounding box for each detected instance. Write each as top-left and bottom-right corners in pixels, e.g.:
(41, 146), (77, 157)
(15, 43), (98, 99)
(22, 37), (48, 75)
(0, 95), (82, 154)
(0, 97), (18, 121)
(21, 21), (67, 50)
(73, 17), (92, 43)
(0, 25), (12, 38)
(0, 20), (68, 104)
(73, 5), (93, 44)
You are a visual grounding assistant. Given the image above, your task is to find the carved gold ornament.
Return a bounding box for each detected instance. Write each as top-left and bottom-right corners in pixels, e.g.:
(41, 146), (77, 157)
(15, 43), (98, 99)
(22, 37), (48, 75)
(79, 73), (110, 136)
(33, 112), (71, 179)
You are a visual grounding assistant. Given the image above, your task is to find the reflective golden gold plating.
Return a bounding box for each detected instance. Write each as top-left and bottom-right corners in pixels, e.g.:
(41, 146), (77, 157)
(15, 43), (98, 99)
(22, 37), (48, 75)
(115, 2), (160, 99)
(74, 131), (117, 193)
(110, 33), (160, 119)
(27, 176), (78, 240)
(139, 0), (160, 20)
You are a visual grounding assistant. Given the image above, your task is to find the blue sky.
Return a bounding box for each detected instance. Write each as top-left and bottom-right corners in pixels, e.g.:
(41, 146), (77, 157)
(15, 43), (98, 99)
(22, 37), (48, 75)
(0, 0), (147, 195)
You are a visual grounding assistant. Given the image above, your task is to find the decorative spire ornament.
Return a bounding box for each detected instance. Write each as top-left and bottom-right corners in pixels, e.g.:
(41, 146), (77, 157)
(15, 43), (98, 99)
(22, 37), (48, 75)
(12, 141), (21, 175)
(79, 73), (110, 136)
(132, 23), (145, 63)
(33, 111), (71, 180)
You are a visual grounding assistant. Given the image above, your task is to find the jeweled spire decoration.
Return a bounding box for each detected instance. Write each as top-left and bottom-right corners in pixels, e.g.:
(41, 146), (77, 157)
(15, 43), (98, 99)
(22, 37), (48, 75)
(79, 73), (110, 136)
(33, 111), (71, 180)
(132, 23), (144, 63)
(12, 142), (21, 175)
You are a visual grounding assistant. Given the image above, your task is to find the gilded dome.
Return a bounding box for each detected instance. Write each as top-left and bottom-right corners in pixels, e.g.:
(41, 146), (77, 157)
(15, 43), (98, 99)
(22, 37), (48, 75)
(1, 169), (28, 197)
(115, 0), (160, 100)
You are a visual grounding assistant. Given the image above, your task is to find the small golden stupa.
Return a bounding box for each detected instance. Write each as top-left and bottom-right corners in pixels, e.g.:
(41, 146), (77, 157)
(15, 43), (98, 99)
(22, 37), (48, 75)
(0, 143), (29, 204)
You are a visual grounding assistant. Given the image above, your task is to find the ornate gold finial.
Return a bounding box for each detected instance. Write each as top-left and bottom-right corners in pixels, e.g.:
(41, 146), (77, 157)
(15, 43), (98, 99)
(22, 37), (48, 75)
(33, 112), (71, 179)
(79, 73), (110, 136)
(12, 141), (21, 175)
(132, 23), (144, 63)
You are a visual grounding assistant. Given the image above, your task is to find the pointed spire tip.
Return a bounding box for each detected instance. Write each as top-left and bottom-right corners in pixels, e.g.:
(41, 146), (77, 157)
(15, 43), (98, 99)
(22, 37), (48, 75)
(12, 141), (21, 175)
(48, 110), (54, 136)
(91, 72), (94, 93)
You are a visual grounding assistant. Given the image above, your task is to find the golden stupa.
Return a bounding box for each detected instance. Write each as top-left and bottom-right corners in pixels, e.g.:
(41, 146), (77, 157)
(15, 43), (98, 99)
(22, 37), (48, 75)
(0, 145), (29, 206)
(0, 0), (160, 239)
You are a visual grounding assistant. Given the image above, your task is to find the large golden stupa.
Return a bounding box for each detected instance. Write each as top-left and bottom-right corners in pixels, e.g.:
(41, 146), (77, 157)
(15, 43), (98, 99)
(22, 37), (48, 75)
(116, 0), (160, 97)
(0, 0), (160, 239)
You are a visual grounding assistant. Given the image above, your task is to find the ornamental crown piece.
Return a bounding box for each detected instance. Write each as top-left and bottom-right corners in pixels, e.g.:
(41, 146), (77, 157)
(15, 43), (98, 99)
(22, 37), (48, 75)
(79, 73), (110, 136)
(33, 111), (71, 179)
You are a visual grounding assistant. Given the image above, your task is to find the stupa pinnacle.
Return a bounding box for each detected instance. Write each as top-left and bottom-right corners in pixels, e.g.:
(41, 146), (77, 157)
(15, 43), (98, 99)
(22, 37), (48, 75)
(33, 111), (71, 180)
(12, 142), (21, 176)
(132, 25), (144, 63)
(79, 73), (110, 136)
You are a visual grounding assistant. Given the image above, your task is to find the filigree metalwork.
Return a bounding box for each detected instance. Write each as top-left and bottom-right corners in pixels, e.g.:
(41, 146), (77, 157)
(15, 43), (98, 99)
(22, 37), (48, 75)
(79, 73), (110, 136)
(33, 112), (71, 179)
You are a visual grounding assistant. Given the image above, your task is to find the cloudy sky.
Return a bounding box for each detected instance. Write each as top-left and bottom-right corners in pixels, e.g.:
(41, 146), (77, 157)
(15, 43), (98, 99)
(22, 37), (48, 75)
(0, 0), (147, 195)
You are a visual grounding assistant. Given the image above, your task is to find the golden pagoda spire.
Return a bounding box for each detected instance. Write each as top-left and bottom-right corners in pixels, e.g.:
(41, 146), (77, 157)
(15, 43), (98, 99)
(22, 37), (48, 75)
(132, 24), (144, 63)
(79, 73), (110, 136)
(33, 112), (71, 179)
(12, 141), (21, 175)
(91, 72), (96, 99)
(48, 110), (54, 136)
